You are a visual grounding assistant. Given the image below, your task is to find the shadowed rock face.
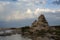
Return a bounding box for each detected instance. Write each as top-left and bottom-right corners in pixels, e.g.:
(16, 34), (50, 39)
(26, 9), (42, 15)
(31, 14), (49, 32)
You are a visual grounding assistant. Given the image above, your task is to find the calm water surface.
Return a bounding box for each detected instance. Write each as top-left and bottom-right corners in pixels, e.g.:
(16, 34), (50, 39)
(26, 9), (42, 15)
(0, 34), (31, 40)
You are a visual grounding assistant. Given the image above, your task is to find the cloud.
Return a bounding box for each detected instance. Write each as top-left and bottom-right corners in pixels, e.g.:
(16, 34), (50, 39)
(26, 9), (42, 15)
(1, 8), (60, 21)
(0, 0), (17, 1)
(0, 0), (60, 27)
(44, 12), (60, 26)
(0, 0), (60, 21)
(5, 9), (34, 21)
(0, 1), (59, 21)
(34, 8), (60, 16)
(53, 0), (60, 5)
(0, 2), (10, 12)
(0, 4), (4, 12)
(17, 0), (47, 7)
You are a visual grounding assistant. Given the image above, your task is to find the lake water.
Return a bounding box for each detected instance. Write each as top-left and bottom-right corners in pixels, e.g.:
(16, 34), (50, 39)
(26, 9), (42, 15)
(0, 34), (32, 40)
(0, 34), (55, 40)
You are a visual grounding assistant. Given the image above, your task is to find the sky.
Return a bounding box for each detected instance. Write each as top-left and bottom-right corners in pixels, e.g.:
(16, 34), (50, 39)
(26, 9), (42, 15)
(0, 0), (60, 28)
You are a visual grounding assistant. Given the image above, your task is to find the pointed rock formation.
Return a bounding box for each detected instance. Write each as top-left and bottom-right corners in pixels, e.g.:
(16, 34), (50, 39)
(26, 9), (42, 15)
(37, 14), (48, 27)
(31, 14), (49, 32)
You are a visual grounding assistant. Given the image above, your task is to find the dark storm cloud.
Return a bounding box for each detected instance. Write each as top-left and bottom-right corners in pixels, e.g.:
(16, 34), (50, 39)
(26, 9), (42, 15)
(53, 0), (60, 5)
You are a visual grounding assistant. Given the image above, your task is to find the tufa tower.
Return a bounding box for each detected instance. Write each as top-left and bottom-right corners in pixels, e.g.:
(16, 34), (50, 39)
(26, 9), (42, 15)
(31, 14), (49, 32)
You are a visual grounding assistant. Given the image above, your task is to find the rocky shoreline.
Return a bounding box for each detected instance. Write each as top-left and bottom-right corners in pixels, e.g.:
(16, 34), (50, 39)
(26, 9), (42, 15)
(20, 14), (60, 40)
(0, 14), (60, 40)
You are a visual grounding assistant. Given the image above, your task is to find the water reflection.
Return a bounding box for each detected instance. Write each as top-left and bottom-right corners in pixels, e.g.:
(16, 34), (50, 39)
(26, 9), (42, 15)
(0, 34), (31, 40)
